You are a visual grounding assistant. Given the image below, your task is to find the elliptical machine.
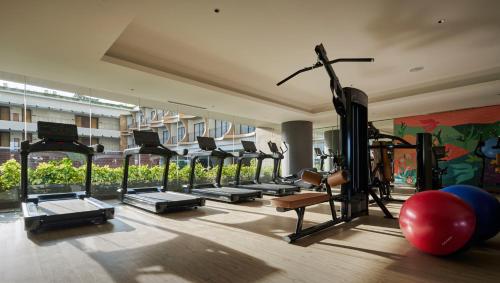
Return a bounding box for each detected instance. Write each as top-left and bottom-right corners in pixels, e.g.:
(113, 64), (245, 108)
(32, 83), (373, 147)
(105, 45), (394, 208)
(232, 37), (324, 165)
(268, 141), (319, 190)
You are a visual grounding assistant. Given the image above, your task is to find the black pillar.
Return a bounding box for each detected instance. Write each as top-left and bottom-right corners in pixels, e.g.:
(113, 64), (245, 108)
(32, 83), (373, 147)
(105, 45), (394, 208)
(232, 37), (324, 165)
(340, 87), (369, 219)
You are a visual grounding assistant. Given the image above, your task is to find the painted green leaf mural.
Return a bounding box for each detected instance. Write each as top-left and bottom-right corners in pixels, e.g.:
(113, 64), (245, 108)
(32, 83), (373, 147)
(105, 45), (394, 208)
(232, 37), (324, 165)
(450, 163), (478, 184)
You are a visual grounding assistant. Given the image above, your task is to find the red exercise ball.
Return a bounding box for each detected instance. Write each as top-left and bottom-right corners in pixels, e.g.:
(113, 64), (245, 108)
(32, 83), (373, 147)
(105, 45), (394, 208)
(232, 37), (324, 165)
(399, 191), (476, 256)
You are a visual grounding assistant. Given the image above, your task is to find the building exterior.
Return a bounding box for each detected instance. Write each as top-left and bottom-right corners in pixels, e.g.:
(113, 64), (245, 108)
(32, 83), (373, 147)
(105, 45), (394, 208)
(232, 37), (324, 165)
(120, 107), (256, 153)
(0, 82), (131, 151)
(0, 80), (256, 155)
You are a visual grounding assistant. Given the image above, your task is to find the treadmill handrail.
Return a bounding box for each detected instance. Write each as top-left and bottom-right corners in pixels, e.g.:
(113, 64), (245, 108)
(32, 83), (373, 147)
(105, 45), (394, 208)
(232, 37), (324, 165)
(187, 140), (237, 190)
(21, 139), (97, 155)
(20, 138), (101, 202)
(123, 144), (187, 158)
(121, 144), (187, 198)
(239, 152), (261, 159)
(235, 151), (263, 186)
(188, 149), (233, 159)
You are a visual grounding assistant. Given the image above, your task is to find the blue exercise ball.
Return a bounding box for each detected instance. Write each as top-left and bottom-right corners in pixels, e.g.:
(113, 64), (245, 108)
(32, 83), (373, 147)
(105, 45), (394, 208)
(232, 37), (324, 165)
(481, 137), (500, 159)
(442, 185), (500, 241)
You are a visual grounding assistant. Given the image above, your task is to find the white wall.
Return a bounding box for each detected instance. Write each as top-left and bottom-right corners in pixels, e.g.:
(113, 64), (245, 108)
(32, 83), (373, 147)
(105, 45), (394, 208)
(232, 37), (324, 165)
(99, 137), (120, 151)
(255, 127), (281, 154)
(99, 117), (119, 130)
(9, 106), (22, 121)
(31, 108), (75, 124)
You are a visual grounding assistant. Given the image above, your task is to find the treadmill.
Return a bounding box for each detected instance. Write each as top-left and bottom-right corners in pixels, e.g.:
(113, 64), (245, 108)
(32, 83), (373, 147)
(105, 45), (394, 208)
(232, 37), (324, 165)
(234, 140), (299, 196)
(185, 136), (262, 203)
(20, 121), (114, 232)
(119, 131), (205, 213)
(314, 147), (330, 176)
(267, 141), (318, 190)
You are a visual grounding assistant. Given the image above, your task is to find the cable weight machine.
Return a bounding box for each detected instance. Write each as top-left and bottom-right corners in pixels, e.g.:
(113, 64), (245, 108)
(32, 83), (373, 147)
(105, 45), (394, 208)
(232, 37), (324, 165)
(277, 44), (393, 232)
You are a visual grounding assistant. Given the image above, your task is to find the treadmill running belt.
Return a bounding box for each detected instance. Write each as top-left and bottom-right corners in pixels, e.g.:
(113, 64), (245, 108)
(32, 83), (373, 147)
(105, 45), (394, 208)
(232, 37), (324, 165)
(37, 199), (100, 215)
(192, 187), (258, 195)
(127, 192), (200, 202)
(241, 183), (297, 190)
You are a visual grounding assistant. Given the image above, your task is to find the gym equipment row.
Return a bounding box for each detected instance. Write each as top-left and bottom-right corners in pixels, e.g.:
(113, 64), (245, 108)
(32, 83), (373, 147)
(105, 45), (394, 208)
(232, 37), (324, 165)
(19, 122), (302, 232)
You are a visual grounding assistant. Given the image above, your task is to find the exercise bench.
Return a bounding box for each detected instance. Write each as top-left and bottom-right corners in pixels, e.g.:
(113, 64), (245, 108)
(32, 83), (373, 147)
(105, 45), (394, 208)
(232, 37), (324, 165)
(271, 170), (349, 243)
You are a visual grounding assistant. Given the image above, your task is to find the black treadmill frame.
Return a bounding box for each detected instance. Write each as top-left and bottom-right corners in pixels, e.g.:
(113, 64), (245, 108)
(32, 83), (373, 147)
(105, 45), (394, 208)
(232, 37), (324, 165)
(185, 136), (263, 202)
(20, 121), (114, 232)
(120, 131), (204, 212)
(234, 140), (300, 196)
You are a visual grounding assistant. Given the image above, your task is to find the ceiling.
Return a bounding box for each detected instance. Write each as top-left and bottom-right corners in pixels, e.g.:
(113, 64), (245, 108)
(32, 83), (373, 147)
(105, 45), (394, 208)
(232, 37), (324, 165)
(1, 0), (499, 129)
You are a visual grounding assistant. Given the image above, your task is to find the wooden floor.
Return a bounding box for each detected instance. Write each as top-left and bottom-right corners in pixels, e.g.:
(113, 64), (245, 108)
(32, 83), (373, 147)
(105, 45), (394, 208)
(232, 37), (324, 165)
(1, 196), (499, 283)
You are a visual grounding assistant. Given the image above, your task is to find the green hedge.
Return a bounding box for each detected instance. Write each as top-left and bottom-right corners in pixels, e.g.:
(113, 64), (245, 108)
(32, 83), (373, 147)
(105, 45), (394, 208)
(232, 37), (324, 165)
(0, 158), (273, 192)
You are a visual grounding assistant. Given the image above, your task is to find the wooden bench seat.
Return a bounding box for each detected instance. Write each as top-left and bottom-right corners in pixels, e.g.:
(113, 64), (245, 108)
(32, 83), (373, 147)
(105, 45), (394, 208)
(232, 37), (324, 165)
(271, 170), (350, 243)
(271, 193), (330, 209)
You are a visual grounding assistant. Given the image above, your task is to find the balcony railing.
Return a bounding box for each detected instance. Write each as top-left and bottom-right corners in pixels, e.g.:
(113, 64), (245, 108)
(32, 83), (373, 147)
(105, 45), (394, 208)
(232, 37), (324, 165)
(0, 120), (120, 139)
(208, 128), (227, 139)
(169, 136), (178, 144)
(185, 132), (205, 142)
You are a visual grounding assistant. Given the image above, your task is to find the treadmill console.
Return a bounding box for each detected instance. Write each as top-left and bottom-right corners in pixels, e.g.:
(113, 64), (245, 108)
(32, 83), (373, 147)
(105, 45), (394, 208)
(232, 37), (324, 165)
(38, 121), (78, 142)
(241, 140), (257, 153)
(268, 141), (279, 153)
(133, 130), (161, 146)
(197, 136), (217, 151)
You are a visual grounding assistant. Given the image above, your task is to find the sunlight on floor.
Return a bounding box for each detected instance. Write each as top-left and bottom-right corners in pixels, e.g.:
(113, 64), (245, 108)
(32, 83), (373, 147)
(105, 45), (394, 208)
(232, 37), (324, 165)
(198, 211), (267, 224)
(137, 273), (191, 283)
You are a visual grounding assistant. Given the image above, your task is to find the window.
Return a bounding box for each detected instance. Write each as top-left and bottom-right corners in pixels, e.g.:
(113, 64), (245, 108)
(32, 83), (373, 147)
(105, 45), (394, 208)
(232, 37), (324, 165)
(78, 137), (99, 146)
(138, 112), (146, 125)
(214, 120), (228, 138)
(12, 113), (20, 122)
(0, 132), (10, 147)
(22, 109), (32, 122)
(162, 130), (169, 144)
(177, 126), (185, 141)
(235, 124), (255, 135)
(0, 106), (9, 121)
(75, 115), (98, 129)
(194, 122), (204, 138)
(127, 116), (134, 127)
(12, 138), (20, 149)
(150, 110), (156, 120)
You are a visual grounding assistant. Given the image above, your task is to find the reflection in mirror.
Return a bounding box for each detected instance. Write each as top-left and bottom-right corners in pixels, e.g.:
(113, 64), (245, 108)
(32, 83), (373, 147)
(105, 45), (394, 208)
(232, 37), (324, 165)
(236, 119), (258, 185)
(255, 127), (278, 183)
(313, 126), (340, 172)
(370, 119), (394, 135)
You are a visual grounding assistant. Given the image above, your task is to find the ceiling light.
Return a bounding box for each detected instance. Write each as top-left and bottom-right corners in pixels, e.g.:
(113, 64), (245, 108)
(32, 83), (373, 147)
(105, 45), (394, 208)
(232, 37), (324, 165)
(409, 66), (424, 72)
(437, 19), (446, 24)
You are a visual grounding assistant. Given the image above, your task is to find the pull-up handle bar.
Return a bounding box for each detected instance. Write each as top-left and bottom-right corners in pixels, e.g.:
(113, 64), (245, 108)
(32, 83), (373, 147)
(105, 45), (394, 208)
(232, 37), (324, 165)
(276, 58), (374, 86)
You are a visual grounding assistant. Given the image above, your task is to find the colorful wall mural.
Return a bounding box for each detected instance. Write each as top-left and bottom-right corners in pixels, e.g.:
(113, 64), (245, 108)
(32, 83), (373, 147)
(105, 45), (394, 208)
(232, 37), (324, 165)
(393, 105), (500, 191)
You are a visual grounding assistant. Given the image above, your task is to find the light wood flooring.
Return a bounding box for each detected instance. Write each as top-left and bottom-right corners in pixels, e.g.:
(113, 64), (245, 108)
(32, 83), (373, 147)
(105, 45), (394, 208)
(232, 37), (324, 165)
(0, 196), (499, 283)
